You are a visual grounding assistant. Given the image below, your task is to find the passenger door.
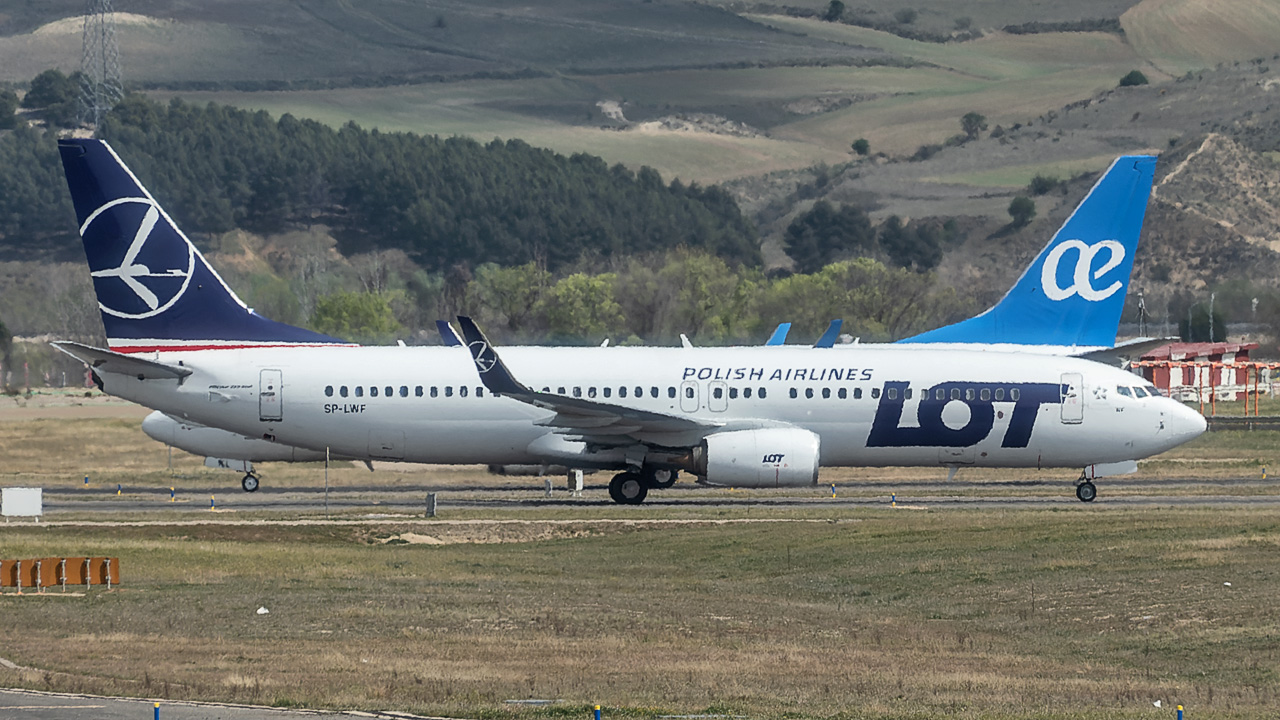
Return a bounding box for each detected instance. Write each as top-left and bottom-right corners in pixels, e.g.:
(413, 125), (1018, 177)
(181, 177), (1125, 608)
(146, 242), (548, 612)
(259, 369), (283, 422)
(1060, 372), (1084, 424)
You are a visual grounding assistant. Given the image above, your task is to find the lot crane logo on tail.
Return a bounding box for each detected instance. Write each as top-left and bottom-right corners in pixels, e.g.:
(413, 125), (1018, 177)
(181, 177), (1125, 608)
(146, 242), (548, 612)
(83, 198), (194, 318)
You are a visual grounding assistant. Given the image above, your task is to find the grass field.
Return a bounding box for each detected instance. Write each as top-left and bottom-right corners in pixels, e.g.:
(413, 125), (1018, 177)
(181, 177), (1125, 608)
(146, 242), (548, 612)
(1122, 0), (1280, 76)
(3, 508), (1280, 718)
(3, 395), (1280, 717)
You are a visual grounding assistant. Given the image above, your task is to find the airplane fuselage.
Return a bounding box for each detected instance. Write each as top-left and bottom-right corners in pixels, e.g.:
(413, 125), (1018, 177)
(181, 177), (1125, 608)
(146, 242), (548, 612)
(108, 344), (1204, 474)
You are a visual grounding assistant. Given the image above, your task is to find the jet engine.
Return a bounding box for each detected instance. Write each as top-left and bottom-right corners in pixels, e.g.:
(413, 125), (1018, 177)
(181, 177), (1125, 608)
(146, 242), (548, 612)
(691, 428), (820, 488)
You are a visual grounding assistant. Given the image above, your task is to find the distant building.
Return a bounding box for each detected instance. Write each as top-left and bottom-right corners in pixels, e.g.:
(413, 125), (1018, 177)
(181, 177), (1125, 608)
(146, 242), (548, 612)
(1137, 342), (1261, 401)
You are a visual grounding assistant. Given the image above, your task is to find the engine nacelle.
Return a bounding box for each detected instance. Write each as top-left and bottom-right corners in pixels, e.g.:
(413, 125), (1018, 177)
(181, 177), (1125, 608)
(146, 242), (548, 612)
(693, 428), (820, 488)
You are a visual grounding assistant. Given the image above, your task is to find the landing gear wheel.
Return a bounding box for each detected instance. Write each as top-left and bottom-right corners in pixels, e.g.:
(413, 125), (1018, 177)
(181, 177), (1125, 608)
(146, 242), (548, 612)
(241, 473), (260, 493)
(609, 472), (648, 505)
(1075, 481), (1096, 502)
(643, 467), (678, 489)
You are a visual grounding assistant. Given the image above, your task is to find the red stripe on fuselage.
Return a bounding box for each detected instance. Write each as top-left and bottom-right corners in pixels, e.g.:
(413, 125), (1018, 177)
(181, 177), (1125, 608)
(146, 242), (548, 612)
(109, 342), (359, 354)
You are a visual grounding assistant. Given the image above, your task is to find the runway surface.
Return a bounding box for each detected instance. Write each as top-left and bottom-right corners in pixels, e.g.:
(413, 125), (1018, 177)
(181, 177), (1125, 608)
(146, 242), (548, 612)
(0, 688), (427, 719)
(23, 475), (1280, 516)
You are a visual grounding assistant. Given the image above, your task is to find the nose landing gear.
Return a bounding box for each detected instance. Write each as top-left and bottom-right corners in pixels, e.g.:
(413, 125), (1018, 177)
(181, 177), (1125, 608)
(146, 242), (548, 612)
(1074, 476), (1096, 502)
(241, 472), (260, 493)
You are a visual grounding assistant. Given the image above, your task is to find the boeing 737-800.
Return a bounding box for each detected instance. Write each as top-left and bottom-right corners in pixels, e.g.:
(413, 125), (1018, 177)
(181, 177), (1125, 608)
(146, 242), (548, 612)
(53, 139), (1205, 503)
(146, 154), (1164, 486)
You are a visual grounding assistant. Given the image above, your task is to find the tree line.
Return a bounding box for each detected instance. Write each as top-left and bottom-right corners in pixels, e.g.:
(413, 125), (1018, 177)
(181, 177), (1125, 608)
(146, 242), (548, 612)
(1, 79), (760, 269)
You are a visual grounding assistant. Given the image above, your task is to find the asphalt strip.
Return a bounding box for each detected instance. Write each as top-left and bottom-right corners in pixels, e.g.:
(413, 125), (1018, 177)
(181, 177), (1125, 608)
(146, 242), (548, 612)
(0, 687), (466, 719)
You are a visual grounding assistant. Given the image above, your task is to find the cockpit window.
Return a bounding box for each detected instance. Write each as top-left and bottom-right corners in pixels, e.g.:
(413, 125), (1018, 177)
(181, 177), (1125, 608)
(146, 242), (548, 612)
(1132, 386), (1149, 398)
(1116, 386), (1132, 397)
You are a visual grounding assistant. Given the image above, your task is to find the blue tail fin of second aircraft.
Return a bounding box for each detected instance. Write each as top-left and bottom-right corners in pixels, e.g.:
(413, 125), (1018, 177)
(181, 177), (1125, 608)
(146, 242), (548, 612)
(899, 155), (1156, 347)
(58, 139), (348, 352)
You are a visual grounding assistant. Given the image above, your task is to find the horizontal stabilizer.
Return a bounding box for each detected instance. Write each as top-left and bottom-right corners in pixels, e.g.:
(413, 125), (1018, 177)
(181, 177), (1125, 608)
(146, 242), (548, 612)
(51, 340), (192, 380)
(1075, 336), (1178, 366)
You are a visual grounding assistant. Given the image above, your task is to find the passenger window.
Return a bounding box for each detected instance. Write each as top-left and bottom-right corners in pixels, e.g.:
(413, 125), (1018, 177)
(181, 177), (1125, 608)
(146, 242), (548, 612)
(965, 389), (975, 401)
(415, 386), (423, 397)
(355, 386), (364, 398)
(477, 387), (484, 397)
(385, 386), (392, 397)
(838, 388), (847, 399)
(759, 388), (767, 399)
(995, 388), (1004, 401)
(400, 386), (409, 397)
(871, 388), (880, 399)
(651, 387), (659, 398)
(1116, 386), (1132, 397)
(887, 387), (898, 400)
(905, 388), (913, 400)
(744, 388), (753, 399)
(445, 386), (453, 397)
(619, 387), (628, 398)
(789, 388), (798, 399)
(635, 386), (644, 398)
(573, 387), (582, 398)
(460, 386), (469, 398)
(950, 388), (960, 401)
(980, 388), (990, 401)
(668, 387), (676, 399)
(430, 386), (438, 398)
(1011, 388), (1021, 401)
(805, 388), (814, 399)
(854, 388), (862, 399)
(822, 388), (830, 399)
(370, 386), (379, 397)
(713, 387), (723, 399)
(558, 387), (566, 395)
(685, 386), (694, 399)
(603, 387), (612, 398)
(936, 388), (945, 400)
(588, 387), (596, 398)
(340, 386), (349, 398)
(729, 387), (738, 399)
(325, 385), (334, 397)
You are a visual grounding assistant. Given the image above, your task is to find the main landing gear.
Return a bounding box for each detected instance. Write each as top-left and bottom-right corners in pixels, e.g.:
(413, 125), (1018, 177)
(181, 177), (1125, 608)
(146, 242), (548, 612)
(608, 467), (680, 504)
(609, 472), (646, 504)
(241, 472), (261, 493)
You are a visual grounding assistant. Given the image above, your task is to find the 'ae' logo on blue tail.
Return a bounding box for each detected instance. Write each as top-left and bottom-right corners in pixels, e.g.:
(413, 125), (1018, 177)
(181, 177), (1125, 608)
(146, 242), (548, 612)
(1040, 239), (1126, 302)
(82, 197), (194, 319)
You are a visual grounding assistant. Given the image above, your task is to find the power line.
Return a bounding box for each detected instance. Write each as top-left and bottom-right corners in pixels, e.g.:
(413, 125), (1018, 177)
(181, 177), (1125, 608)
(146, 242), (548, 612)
(79, 0), (124, 132)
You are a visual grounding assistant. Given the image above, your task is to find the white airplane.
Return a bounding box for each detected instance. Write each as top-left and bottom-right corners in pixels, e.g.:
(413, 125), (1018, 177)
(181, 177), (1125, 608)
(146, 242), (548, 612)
(53, 139), (1205, 503)
(146, 155), (1165, 484)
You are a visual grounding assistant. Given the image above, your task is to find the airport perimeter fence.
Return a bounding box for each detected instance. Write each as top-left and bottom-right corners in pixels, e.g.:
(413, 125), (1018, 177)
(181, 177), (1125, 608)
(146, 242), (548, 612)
(0, 557), (119, 593)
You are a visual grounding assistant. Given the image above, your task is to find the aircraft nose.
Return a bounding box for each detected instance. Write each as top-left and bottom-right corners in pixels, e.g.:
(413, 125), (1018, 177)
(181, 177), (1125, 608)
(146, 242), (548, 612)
(1163, 400), (1207, 446)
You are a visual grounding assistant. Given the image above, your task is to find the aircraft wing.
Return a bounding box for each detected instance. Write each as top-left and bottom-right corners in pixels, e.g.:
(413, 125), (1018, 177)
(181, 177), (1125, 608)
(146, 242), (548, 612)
(455, 316), (721, 446)
(51, 341), (193, 380)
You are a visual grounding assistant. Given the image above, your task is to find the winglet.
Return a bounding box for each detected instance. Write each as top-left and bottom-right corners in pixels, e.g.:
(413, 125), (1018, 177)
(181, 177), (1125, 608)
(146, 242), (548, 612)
(456, 316), (529, 396)
(435, 320), (463, 347)
(814, 319), (843, 348)
(765, 322), (791, 346)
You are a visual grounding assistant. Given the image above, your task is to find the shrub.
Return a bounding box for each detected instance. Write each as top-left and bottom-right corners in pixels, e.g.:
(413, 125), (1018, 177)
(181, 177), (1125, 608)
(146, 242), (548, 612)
(1119, 70), (1149, 87)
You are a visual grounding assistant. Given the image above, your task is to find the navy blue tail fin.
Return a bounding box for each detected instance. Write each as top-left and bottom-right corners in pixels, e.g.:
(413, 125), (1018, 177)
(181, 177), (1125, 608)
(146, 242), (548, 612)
(58, 139), (347, 352)
(899, 155), (1156, 347)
